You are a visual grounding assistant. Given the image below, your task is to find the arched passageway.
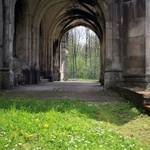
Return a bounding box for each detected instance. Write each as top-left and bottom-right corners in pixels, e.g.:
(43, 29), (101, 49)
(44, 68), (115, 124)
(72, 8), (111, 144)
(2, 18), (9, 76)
(60, 26), (101, 82)
(0, 0), (150, 91)
(37, 0), (107, 85)
(15, 0), (107, 86)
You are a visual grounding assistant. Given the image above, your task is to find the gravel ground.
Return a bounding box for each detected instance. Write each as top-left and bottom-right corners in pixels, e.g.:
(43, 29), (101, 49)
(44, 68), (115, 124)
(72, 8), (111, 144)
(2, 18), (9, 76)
(0, 81), (123, 103)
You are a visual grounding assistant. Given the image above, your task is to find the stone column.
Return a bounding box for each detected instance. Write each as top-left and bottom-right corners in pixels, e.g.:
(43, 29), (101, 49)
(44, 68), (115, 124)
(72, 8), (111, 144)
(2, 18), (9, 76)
(44, 38), (48, 78)
(105, 1), (123, 89)
(46, 42), (50, 78)
(45, 40), (53, 81)
(49, 41), (54, 82)
(39, 22), (48, 79)
(21, 13), (31, 84)
(60, 42), (68, 81)
(31, 27), (37, 65)
(30, 26), (40, 84)
(53, 39), (61, 81)
(21, 14), (31, 64)
(0, 0), (15, 89)
(145, 0), (150, 89)
(122, 0), (145, 88)
(0, 0), (3, 89)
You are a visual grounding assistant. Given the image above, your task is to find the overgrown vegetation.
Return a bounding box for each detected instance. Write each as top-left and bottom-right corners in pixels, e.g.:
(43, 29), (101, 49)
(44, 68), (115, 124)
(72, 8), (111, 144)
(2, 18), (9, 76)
(0, 98), (149, 150)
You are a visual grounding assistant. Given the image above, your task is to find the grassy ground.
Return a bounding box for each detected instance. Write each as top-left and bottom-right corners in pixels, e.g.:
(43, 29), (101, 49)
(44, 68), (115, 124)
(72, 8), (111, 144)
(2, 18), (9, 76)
(0, 98), (149, 150)
(68, 78), (99, 82)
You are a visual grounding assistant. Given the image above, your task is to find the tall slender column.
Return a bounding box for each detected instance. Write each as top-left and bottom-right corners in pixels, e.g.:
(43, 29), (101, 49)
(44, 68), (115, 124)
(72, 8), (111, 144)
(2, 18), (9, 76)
(22, 14), (31, 64)
(145, 0), (150, 89)
(105, 1), (123, 89)
(21, 13), (32, 84)
(30, 26), (40, 84)
(0, 0), (3, 89)
(60, 42), (68, 81)
(122, 0), (146, 88)
(1, 0), (15, 89)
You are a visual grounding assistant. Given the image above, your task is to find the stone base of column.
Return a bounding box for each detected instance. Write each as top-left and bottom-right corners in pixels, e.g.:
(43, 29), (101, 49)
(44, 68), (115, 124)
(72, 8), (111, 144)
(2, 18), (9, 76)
(0, 68), (14, 89)
(22, 69), (30, 84)
(61, 71), (68, 81)
(49, 71), (54, 82)
(122, 74), (149, 89)
(100, 72), (104, 85)
(54, 70), (60, 81)
(146, 75), (150, 90)
(30, 69), (40, 84)
(104, 70), (122, 90)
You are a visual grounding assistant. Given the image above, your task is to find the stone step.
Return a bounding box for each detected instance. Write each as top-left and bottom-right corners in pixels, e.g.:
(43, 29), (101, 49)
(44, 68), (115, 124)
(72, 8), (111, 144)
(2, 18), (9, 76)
(117, 87), (150, 113)
(144, 98), (150, 105)
(144, 98), (150, 112)
(144, 105), (150, 112)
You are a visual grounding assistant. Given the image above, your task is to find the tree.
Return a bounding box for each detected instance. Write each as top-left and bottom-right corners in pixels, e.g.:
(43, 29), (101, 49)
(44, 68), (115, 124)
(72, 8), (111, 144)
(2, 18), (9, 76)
(67, 26), (100, 80)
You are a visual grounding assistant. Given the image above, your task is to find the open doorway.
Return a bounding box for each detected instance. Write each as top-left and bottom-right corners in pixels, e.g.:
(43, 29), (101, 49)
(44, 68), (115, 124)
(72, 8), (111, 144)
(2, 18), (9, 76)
(60, 26), (101, 82)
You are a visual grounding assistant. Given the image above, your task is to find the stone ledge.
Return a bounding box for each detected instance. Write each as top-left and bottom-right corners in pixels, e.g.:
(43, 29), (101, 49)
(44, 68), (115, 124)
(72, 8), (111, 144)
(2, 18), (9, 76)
(116, 87), (150, 113)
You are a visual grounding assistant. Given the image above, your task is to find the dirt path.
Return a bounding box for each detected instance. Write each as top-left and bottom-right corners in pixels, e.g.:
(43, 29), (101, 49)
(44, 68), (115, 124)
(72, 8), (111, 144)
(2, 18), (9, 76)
(0, 81), (123, 103)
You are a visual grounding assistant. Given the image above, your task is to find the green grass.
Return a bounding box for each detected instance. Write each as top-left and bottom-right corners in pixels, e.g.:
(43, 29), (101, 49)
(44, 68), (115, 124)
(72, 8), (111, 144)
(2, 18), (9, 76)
(0, 98), (149, 150)
(68, 78), (99, 82)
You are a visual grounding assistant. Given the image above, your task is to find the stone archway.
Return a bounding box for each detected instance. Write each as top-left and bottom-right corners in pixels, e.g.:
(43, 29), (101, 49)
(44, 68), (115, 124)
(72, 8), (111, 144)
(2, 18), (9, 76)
(31, 0), (107, 84)
(59, 27), (101, 82)
(0, 0), (150, 90)
(46, 0), (107, 84)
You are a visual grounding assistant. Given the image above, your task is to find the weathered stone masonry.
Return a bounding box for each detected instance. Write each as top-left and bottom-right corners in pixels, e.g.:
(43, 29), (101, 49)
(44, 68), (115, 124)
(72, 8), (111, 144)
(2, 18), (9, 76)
(122, 0), (146, 88)
(0, 0), (15, 89)
(0, 0), (150, 90)
(0, 0), (3, 89)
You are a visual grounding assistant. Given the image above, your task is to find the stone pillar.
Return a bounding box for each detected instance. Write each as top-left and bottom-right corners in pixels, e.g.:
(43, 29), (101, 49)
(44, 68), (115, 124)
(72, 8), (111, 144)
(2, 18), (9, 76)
(122, 0), (145, 88)
(145, 0), (150, 89)
(44, 39), (48, 78)
(49, 42), (54, 82)
(100, 37), (105, 85)
(0, 0), (3, 89)
(60, 42), (68, 81)
(105, 1), (123, 89)
(31, 27), (37, 65)
(46, 41), (53, 81)
(53, 39), (60, 81)
(21, 13), (32, 84)
(30, 27), (40, 84)
(22, 14), (31, 64)
(0, 0), (15, 89)
(45, 42), (50, 78)
(39, 22), (48, 79)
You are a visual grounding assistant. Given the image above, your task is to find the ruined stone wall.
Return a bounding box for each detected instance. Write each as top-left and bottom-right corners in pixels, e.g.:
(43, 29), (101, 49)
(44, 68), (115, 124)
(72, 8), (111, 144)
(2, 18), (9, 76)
(122, 0), (146, 88)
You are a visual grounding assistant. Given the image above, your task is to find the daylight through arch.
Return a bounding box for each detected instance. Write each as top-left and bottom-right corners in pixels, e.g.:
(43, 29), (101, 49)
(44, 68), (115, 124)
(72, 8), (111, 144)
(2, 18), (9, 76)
(60, 26), (101, 82)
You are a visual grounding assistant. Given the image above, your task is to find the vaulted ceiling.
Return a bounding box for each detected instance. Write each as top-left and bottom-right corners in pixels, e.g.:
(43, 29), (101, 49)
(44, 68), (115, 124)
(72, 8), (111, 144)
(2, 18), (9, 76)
(29, 0), (107, 41)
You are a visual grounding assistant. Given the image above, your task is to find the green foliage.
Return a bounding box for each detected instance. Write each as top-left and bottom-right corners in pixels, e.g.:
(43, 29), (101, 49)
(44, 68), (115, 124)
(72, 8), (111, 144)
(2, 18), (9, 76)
(0, 98), (149, 150)
(67, 27), (100, 80)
